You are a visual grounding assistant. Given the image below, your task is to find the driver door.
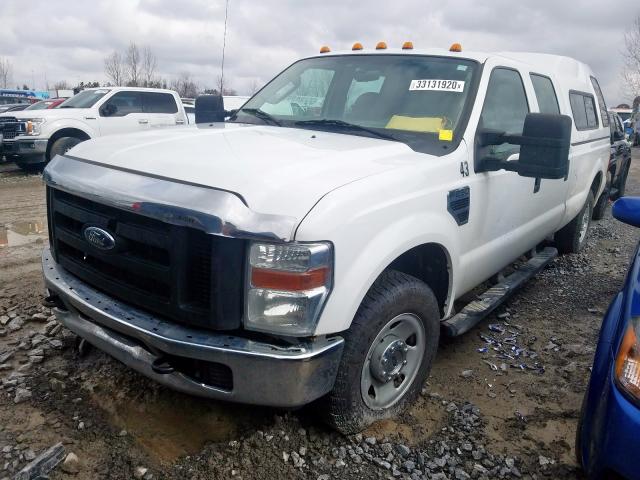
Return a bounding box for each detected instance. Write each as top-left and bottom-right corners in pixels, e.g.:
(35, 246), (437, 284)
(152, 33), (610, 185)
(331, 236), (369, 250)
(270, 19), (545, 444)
(97, 91), (150, 136)
(468, 63), (568, 274)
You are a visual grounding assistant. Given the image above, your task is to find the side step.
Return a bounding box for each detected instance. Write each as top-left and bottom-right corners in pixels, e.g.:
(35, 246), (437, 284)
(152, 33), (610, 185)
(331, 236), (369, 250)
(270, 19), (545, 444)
(441, 246), (558, 337)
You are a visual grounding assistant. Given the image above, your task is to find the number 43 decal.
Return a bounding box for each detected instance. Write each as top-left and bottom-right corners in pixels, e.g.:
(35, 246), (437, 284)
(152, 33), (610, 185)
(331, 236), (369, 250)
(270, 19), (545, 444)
(460, 161), (469, 177)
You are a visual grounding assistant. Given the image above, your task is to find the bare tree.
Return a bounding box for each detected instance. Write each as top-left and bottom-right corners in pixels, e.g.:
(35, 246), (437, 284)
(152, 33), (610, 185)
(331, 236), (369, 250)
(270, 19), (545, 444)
(142, 46), (157, 86)
(248, 78), (261, 95)
(104, 51), (125, 86)
(622, 16), (640, 101)
(0, 57), (12, 89)
(216, 75), (237, 95)
(171, 72), (199, 98)
(53, 80), (70, 90)
(125, 42), (141, 86)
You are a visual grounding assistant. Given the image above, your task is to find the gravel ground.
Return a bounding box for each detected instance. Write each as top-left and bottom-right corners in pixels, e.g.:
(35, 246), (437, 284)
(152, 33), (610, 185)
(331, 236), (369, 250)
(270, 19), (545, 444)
(0, 151), (638, 480)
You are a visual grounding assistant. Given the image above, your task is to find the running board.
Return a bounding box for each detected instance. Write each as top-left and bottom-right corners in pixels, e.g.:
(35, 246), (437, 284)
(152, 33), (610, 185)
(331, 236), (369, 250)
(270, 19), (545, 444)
(441, 246), (558, 337)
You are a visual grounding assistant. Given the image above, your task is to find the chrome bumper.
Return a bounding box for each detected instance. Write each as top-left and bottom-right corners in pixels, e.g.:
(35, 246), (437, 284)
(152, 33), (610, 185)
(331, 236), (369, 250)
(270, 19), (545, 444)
(42, 247), (344, 407)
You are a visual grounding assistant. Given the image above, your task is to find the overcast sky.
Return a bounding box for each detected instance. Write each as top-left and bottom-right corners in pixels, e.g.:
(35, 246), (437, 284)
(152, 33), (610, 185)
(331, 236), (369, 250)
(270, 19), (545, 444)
(0, 0), (637, 105)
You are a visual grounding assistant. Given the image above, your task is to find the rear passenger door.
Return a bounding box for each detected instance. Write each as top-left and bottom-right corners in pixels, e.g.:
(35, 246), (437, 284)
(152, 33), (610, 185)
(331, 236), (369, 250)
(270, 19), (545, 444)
(98, 91), (149, 136)
(141, 92), (185, 128)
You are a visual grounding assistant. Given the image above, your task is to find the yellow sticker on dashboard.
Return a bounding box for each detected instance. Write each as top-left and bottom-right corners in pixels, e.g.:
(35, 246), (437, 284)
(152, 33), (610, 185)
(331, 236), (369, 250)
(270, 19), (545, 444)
(439, 129), (453, 141)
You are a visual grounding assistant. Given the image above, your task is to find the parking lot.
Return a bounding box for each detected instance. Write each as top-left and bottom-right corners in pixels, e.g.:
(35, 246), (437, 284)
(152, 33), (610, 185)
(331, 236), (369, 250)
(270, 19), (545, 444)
(0, 149), (636, 479)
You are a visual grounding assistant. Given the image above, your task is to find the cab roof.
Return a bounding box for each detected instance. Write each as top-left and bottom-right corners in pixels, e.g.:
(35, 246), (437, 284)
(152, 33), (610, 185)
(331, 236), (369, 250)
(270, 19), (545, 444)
(308, 48), (593, 82)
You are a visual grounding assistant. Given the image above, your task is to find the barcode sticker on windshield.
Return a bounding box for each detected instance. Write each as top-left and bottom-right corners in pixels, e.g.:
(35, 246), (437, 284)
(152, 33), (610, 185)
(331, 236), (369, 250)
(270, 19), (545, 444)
(409, 80), (465, 92)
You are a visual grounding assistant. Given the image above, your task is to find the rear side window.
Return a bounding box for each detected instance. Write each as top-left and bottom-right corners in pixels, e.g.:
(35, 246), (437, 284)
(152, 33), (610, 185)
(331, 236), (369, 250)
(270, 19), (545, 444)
(142, 92), (178, 114)
(530, 74), (560, 114)
(590, 77), (609, 127)
(569, 92), (598, 130)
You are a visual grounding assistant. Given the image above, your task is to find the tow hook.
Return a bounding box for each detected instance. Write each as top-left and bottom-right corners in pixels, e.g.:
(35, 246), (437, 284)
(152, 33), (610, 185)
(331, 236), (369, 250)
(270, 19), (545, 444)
(151, 356), (175, 375)
(42, 293), (66, 310)
(75, 337), (93, 357)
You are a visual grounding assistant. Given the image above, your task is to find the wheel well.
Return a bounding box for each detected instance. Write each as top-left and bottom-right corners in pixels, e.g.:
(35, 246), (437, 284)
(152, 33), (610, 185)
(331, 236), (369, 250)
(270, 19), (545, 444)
(590, 172), (603, 197)
(46, 128), (90, 160)
(386, 243), (450, 317)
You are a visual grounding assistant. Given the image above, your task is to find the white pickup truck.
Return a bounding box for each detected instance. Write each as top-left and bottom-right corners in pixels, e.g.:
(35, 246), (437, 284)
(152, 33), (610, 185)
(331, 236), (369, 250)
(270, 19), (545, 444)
(0, 87), (186, 171)
(41, 44), (610, 433)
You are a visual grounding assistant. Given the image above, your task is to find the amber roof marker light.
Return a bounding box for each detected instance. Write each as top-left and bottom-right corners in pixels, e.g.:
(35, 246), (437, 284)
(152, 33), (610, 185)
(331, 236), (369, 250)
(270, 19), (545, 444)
(449, 43), (462, 52)
(352, 42), (364, 51)
(375, 41), (387, 50)
(402, 41), (414, 50)
(319, 45), (331, 53)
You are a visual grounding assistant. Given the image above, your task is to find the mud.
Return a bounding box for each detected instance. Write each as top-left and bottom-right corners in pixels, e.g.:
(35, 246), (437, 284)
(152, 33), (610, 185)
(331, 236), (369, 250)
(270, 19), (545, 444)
(0, 151), (639, 479)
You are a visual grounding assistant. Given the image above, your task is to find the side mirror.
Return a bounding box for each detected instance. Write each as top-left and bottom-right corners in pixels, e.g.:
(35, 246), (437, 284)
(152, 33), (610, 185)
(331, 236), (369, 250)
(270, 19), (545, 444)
(100, 103), (117, 117)
(612, 130), (625, 142)
(478, 113), (572, 180)
(195, 95), (225, 123)
(612, 197), (640, 227)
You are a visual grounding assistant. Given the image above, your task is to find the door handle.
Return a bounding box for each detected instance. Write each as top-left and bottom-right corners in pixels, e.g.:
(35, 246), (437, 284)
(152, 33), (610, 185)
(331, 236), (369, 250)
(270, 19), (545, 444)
(138, 119), (149, 124)
(175, 119), (185, 125)
(84, 117), (96, 120)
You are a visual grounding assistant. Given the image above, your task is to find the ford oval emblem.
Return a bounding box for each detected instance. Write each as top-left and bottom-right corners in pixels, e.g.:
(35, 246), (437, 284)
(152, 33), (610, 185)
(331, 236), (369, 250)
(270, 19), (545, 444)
(83, 226), (116, 251)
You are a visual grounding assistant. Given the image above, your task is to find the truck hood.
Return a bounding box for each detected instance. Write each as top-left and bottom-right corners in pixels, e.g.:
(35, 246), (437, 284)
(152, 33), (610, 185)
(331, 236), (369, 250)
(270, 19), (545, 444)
(67, 123), (417, 220)
(0, 108), (91, 120)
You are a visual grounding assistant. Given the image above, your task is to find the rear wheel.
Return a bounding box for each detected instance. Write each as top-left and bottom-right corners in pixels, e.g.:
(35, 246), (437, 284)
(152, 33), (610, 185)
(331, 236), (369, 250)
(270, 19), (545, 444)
(322, 270), (440, 434)
(555, 191), (594, 254)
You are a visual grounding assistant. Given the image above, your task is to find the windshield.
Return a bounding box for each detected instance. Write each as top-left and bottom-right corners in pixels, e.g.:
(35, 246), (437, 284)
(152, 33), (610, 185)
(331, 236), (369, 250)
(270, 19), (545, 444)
(233, 55), (478, 152)
(58, 89), (110, 109)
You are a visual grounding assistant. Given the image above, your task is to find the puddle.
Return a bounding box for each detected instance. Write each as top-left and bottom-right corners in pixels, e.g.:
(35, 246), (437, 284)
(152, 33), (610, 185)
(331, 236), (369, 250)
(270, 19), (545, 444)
(0, 220), (47, 248)
(90, 388), (267, 464)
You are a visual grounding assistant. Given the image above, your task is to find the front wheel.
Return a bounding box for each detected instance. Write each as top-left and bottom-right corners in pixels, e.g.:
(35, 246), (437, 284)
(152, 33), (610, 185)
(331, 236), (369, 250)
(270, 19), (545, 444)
(555, 191), (594, 254)
(48, 136), (84, 161)
(322, 270), (440, 434)
(592, 173), (611, 220)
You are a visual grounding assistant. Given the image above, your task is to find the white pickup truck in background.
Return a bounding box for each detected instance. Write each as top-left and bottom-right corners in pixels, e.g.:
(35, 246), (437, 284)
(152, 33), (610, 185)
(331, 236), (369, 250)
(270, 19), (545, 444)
(0, 87), (186, 171)
(41, 44), (610, 433)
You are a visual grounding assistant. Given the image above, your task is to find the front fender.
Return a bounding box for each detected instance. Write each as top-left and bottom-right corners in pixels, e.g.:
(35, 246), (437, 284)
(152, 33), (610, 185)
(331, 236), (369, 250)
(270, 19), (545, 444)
(296, 170), (461, 336)
(41, 118), (96, 139)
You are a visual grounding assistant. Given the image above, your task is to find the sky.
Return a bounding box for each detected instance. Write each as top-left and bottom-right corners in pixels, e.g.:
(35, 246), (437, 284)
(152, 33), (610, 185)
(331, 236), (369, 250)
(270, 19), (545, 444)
(0, 0), (637, 105)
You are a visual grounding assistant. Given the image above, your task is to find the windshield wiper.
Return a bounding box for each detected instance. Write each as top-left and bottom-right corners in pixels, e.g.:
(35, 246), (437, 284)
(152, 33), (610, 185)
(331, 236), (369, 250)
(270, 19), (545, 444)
(238, 108), (282, 126)
(294, 119), (397, 141)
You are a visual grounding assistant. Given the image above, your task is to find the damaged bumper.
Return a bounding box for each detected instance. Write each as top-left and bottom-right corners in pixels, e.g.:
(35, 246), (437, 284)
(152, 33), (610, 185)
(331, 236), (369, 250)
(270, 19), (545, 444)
(42, 247), (344, 407)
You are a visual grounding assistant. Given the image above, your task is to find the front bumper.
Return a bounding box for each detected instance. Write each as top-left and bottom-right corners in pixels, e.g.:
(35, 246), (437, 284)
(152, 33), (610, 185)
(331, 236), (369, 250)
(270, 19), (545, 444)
(2, 138), (47, 164)
(42, 247), (344, 407)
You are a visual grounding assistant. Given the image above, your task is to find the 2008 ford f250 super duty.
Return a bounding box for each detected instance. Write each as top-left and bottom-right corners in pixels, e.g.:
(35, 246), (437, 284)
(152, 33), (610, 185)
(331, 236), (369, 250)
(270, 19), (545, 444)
(41, 43), (610, 433)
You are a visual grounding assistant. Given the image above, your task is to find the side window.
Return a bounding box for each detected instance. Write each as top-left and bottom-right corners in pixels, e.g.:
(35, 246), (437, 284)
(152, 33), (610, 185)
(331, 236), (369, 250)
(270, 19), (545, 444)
(100, 92), (142, 117)
(590, 77), (609, 127)
(142, 92), (178, 114)
(479, 68), (529, 158)
(530, 74), (560, 114)
(569, 92), (598, 130)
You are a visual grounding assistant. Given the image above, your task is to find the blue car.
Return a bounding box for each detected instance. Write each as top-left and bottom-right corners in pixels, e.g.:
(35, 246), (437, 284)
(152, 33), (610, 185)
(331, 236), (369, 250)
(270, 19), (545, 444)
(577, 196), (640, 479)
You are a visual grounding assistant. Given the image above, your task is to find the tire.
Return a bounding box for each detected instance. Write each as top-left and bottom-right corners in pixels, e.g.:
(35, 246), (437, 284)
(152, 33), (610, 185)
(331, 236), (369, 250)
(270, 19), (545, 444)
(555, 191), (594, 254)
(48, 136), (84, 161)
(16, 162), (44, 173)
(321, 270), (440, 434)
(575, 388), (588, 468)
(616, 163), (629, 199)
(591, 173), (611, 220)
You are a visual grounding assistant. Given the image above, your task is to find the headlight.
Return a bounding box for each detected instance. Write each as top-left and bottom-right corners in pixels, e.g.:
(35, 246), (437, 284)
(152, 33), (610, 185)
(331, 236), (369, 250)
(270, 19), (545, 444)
(245, 242), (332, 336)
(25, 118), (45, 136)
(615, 316), (640, 400)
